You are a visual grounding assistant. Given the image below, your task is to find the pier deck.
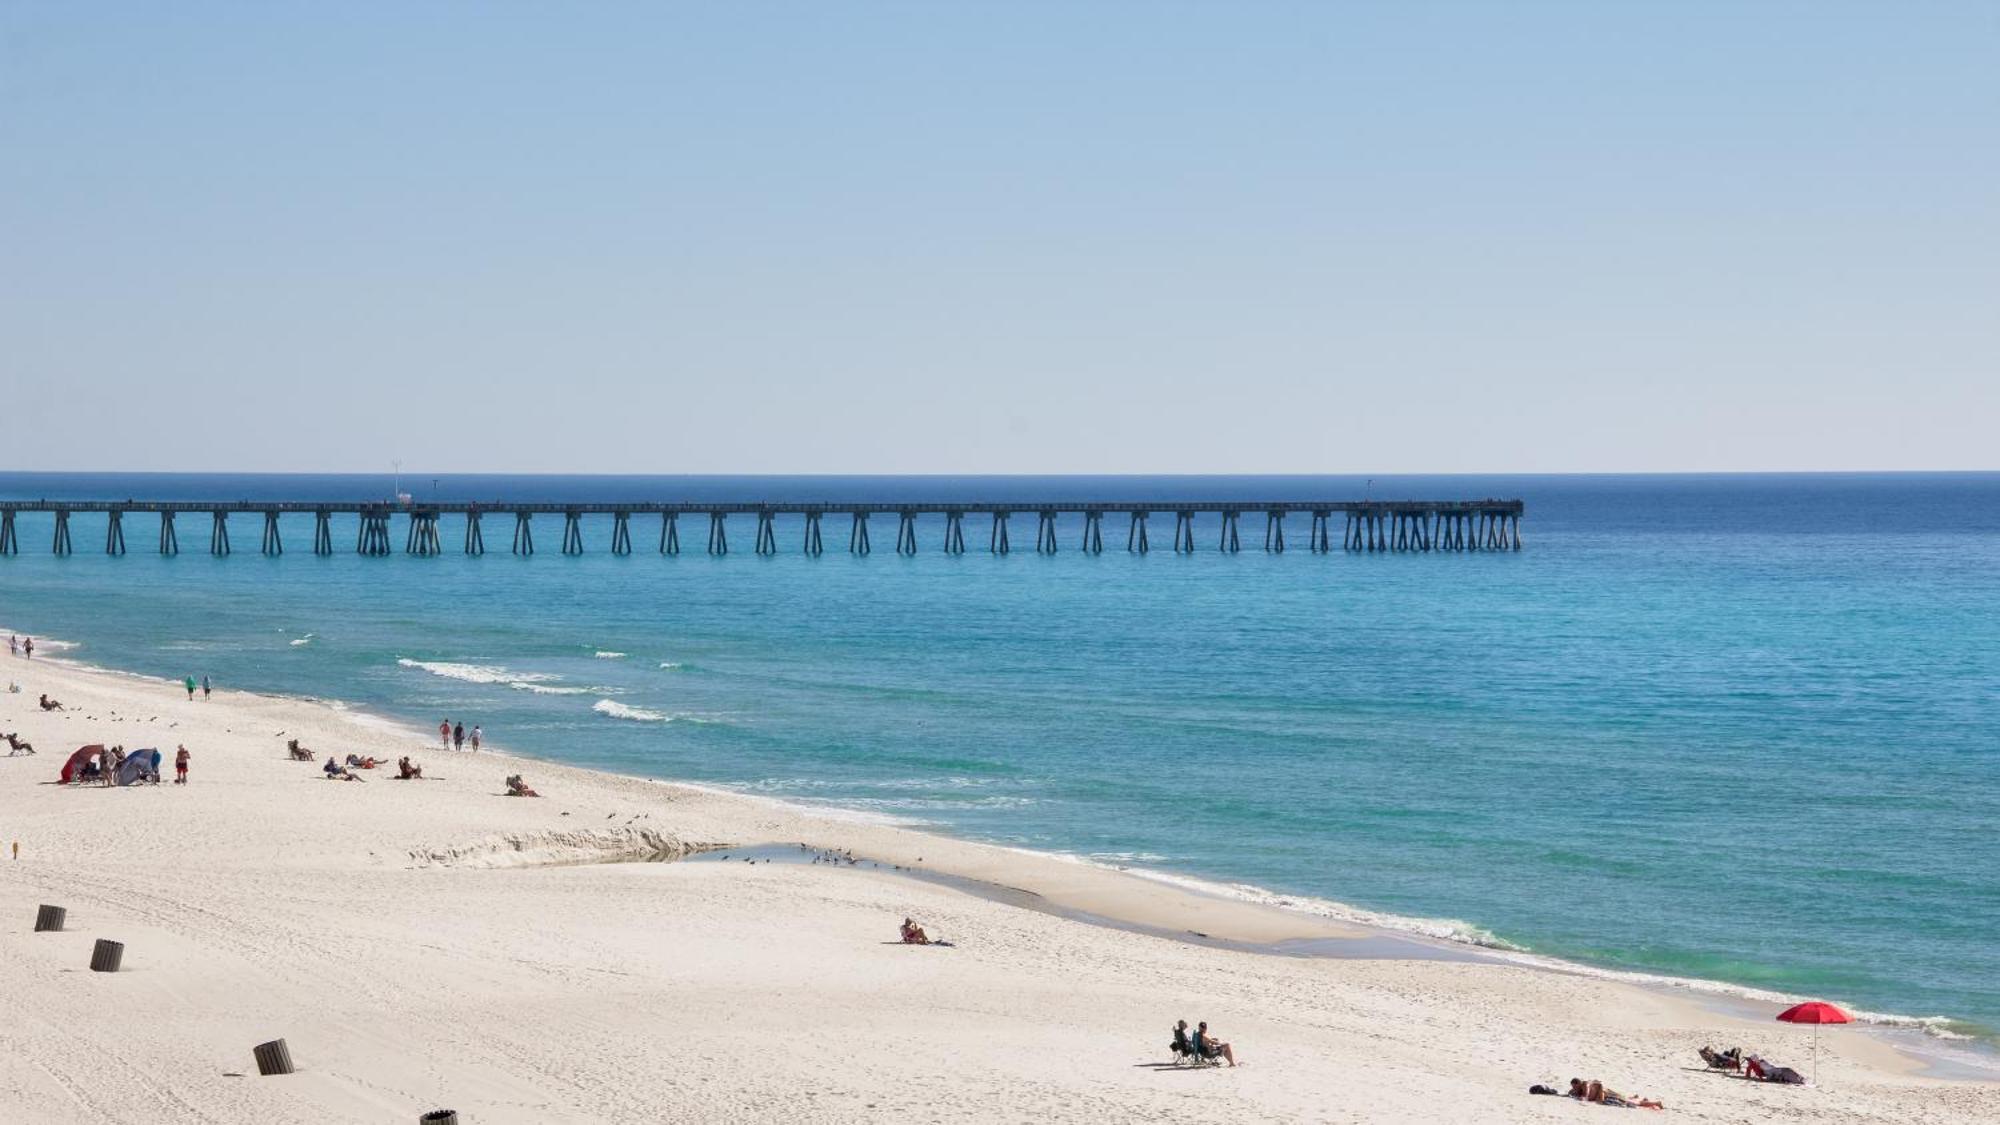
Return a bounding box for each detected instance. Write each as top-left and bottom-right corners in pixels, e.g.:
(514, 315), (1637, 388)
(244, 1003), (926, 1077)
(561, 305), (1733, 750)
(0, 499), (1524, 557)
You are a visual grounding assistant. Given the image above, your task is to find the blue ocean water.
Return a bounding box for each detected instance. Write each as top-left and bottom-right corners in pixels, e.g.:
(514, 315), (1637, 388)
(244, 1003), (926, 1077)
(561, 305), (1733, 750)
(3, 472), (1997, 1038)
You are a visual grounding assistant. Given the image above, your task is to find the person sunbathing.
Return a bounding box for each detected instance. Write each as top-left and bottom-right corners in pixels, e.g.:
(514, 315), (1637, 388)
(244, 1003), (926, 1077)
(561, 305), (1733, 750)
(397, 756), (423, 779)
(323, 756), (357, 781)
(504, 774), (540, 797)
(345, 754), (382, 769)
(1744, 1056), (1804, 1084)
(1571, 1079), (1663, 1109)
(1192, 1021), (1237, 1067)
(3, 732), (32, 755)
(38, 694), (65, 711)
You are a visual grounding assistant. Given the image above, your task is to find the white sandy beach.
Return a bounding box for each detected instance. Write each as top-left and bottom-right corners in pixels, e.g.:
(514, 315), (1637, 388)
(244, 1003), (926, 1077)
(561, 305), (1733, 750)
(1, 650), (1994, 1124)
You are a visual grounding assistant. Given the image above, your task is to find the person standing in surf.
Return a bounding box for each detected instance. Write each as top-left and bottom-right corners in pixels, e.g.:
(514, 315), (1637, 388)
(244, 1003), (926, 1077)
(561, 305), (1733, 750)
(452, 721), (465, 751)
(201, 674), (211, 701)
(439, 719), (451, 750)
(470, 725), (481, 753)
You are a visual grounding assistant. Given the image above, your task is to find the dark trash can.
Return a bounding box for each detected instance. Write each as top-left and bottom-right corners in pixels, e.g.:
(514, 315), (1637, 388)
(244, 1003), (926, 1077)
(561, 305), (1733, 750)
(253, 1039), (295, 1076)
(90, 939), (124, 972)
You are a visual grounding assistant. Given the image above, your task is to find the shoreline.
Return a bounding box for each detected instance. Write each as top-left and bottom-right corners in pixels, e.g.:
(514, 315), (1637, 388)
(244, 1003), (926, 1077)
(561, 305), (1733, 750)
(13, 631), (1995, 1069)
(7, 638), (1998, 1121)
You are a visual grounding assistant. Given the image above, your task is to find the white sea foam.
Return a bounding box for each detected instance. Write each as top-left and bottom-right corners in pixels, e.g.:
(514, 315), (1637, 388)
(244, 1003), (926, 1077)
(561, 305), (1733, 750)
(591, 699), (726, 724)
(594, 651), (627, 659)
(398, 659), (556, 685)
(657, 662), (683, 670)
(593, 699), (668, 722)
(397, 657), (600, 696)
(289, 634), (314, 647)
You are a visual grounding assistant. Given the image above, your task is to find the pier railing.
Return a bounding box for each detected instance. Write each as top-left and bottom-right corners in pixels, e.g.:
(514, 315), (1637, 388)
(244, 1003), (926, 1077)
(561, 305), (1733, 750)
(0, 499), (1524, 557)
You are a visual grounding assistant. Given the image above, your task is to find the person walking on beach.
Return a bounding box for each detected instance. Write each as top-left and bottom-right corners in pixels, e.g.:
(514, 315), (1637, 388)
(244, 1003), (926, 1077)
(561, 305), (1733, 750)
(23, 636), (32, 659)
(453, 721), (465, 751)
(470, 725), (481, 753)
(184, 675), (196, 701)
(174, 744), (190, 784)
(201, 674), (211, 701)
(7, 635), (16, 657)
(439, 719), (452, 750)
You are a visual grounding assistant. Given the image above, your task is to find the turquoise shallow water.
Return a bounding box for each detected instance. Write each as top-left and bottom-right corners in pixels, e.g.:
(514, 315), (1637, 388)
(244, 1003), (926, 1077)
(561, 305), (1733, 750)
(2, 472), (1997, 1038)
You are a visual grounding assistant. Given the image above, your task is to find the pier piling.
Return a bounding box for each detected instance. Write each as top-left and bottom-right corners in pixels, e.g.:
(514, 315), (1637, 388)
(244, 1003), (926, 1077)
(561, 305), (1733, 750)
(261, 511), (283, 556)
(209, 511), (230, 556)
(106, 509), (126, 556)
(463, 510), (483, 556)
(990, 511), (1010, 555)
(755, 510), (777, 555)
(0, 510), (14, 556)
(895, 510), (918, 556)
(52, 509), (72, 556)
(849, 511), (871, 556)
(706, 512), (728, 556)
(943, 511), (965, 554)
(1035, 510), (1058, 555)
(802, 511), (822, 555)
(1128, 511), (1151, 554)
(511, 512), (534, 556)
(611, 512), (633, 555)
(660, 512), (679, 555)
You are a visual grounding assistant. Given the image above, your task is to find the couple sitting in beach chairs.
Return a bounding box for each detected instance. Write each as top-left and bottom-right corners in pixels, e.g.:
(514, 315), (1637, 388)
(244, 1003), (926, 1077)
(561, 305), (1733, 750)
(286, 738), (313, 761)
(4, 732), (32, 755)
(1699, 1045), (1804, 1084)
(1169, 1019), (1238, 1067)
(898, 917), (953, 947)
(396, 756), (423, 780)
(505, 774), (540, 797)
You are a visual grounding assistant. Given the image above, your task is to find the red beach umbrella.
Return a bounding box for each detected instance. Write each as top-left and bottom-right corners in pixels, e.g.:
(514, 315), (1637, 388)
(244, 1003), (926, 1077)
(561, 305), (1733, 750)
(1776, 1001), (1850, 1083)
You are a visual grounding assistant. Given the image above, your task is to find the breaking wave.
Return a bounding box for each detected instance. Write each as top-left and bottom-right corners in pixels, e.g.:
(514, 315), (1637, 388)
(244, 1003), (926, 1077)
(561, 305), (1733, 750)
(396, 658), (583, 696)
(591, 699), (724, 724)
(594, 650), (627, 659)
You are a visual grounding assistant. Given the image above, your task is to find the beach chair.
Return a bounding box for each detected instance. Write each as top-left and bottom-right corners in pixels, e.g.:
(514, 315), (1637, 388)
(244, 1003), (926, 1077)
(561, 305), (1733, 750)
(1170, 1028), (1219, 1067)
(1698, 1046), (1742, 1072)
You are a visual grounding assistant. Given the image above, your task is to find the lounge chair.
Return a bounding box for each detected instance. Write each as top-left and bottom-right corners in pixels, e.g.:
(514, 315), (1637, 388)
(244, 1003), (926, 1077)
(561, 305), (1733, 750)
(1699, 1046), (1742, 1072)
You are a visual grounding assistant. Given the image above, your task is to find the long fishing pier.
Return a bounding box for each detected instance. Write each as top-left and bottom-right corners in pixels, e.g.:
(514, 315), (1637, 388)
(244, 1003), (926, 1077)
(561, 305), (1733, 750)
(0, 499), (1523, 557)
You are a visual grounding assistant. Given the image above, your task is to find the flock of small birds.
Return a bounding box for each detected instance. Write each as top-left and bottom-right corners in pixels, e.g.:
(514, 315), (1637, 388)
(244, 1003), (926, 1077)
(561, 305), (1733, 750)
(804, 843), (860, 867)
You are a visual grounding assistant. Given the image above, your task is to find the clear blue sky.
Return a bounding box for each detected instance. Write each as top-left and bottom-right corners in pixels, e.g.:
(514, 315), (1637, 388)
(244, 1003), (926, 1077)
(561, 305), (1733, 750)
(3, 2), (1995, 473)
